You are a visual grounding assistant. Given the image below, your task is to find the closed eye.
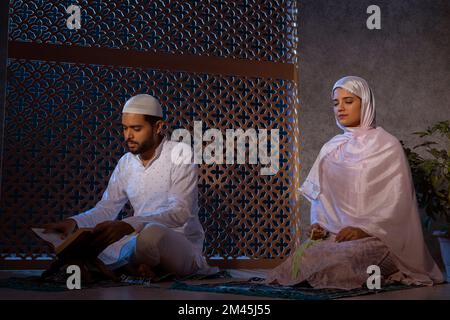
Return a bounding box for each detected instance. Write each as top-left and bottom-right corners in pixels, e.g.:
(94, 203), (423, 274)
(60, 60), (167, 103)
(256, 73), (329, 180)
(123, 126), (143, 131)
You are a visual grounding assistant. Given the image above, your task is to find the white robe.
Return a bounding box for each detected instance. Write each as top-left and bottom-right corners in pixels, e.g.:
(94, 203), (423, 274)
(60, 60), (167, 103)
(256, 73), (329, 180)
(71, 137), (212, 273)
(301, 126), (444, 285)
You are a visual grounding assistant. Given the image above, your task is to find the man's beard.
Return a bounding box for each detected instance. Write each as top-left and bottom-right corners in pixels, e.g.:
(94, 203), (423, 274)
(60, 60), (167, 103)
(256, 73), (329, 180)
(127, 138), (153, 155)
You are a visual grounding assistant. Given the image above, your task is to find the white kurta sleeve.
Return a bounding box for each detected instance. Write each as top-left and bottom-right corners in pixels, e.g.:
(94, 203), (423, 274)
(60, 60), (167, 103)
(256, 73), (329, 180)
(71, 159), (128, 228)
(122, 162), (199, 232)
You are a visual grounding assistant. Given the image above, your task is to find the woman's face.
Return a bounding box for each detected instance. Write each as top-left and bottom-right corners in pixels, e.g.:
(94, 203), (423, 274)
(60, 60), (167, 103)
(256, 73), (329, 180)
(332, 88), (361, 128)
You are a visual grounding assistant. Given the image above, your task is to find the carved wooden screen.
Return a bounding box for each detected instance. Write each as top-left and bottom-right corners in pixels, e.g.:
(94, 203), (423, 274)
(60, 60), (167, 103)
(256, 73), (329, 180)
(1, 0), (300, 268)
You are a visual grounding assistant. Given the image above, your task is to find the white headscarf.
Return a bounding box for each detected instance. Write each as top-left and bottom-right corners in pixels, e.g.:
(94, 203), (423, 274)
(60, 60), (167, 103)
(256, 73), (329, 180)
(300, 76), (376, 200)
(332, 76), (376, 130)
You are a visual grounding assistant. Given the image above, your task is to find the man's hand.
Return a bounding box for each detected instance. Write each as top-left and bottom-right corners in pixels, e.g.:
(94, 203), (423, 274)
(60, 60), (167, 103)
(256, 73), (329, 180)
(90, 221), (135, 256)
(307, 223), (328, 240)
(335, 226), (370, 242)
(42, 219), (77, 239)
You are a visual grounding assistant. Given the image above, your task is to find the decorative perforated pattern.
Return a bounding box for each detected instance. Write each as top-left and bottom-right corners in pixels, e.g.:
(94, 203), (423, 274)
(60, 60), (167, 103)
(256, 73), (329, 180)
(1, 59), (300, 261)
(8, 0), (297, 64)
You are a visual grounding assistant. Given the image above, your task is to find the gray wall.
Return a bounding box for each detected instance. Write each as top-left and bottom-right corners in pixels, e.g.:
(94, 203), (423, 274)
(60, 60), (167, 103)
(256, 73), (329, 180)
(298, 0), (450, 249)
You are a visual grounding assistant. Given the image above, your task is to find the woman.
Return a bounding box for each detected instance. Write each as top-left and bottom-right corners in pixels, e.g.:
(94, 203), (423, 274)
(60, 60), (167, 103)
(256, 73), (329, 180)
(266, 76), (444, 289)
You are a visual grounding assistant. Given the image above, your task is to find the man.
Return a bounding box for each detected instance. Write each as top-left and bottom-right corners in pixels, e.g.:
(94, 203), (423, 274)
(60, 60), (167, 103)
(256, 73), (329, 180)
(44, 94), (215, 278)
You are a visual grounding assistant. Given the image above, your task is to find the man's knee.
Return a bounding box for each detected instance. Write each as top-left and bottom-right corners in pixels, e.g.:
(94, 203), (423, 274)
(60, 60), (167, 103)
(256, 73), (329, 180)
(133, 223), (199, 276)
(136, 223), (168, 249)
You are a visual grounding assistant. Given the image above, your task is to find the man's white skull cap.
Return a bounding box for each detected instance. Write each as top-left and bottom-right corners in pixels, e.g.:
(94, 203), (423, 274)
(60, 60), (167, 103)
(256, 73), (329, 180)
(122, 94), (163, 118)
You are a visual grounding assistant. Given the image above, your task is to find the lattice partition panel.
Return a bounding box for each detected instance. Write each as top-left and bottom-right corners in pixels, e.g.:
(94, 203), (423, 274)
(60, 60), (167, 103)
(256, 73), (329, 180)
(8, 0), (297, 64)
(0, 59), (299, 262)
(1, 0), (300, 267)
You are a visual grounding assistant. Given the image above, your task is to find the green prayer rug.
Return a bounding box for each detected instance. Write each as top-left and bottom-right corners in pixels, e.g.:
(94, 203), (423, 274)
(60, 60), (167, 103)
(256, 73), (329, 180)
(170, 280), (419, 300)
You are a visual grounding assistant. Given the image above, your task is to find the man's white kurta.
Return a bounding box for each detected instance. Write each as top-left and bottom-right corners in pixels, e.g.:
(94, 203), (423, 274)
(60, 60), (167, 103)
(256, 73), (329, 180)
(71, 137), (208, 270)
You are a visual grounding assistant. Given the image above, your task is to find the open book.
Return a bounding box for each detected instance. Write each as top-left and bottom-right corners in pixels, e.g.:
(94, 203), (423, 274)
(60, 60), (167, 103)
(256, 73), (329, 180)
(32, 227), (94, 256)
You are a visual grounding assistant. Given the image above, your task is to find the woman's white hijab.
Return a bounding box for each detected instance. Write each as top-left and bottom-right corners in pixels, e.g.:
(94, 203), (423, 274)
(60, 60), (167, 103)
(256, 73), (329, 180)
(300, 76), (376, 200)
(332, 76), (376, 131)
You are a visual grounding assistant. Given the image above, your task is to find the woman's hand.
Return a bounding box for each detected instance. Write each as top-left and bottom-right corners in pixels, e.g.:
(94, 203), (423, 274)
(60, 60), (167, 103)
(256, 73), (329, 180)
(335, 226), (369, 242)
(307, 223), (328, 240)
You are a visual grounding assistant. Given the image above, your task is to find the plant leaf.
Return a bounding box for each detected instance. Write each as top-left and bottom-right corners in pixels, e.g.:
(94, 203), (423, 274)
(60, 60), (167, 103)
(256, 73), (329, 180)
(413, 141), (437, 149)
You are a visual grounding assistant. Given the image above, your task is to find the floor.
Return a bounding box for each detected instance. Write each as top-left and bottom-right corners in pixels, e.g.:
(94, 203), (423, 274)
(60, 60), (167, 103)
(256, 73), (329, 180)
(0, 269), (449, 300)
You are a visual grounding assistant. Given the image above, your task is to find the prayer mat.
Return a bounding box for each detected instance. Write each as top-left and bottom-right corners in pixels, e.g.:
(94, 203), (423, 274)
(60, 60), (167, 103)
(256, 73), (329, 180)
(170, 280), (420, 300)
(0, 268), (155, 292)
(0, 275), (135, 292)
(180, 270), (232, 281)
(0, 270), (232, 292)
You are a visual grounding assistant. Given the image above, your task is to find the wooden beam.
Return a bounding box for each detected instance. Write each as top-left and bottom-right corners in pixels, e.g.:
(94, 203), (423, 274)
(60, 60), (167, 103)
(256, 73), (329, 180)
(8, 41), (295, 80)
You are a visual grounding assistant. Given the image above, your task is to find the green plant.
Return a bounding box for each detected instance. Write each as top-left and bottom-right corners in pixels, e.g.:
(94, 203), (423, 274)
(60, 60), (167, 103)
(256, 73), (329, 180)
(402, 120), (450, 234)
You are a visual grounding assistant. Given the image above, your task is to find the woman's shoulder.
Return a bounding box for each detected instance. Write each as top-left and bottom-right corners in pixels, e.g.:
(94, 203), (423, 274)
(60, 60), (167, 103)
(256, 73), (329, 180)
(320, 127), (403, 153)
(372, 127), (402, 149)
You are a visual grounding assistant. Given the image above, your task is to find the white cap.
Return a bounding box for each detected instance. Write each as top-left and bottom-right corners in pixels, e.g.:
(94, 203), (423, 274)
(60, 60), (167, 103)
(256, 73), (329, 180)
(122, 94), (163, 118)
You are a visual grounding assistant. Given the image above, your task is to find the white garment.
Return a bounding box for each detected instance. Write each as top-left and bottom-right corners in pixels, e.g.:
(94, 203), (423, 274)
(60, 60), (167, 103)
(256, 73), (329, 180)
(71, 137), (213, 273)
(300, 76), (376, 200)
(299, 76), (444, 285)
(311, 127), (443, 285)
(132, 223), (202, 277)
